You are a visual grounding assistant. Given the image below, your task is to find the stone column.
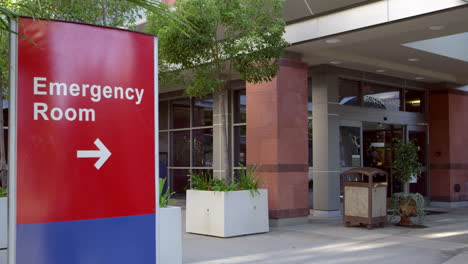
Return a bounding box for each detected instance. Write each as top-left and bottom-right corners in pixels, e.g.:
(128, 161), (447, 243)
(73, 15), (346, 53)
(429, 87), (468, 207)
(247, 58), (309, 226)
(311, 66), (341, 217)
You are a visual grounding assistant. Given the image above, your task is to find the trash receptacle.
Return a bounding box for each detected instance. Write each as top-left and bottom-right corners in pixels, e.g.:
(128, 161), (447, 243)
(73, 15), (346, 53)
(341, 167), (388, 229)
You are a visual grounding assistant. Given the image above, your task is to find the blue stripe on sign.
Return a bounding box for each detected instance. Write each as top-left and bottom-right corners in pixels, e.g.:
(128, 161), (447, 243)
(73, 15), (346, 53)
(17, 214), (156, 264)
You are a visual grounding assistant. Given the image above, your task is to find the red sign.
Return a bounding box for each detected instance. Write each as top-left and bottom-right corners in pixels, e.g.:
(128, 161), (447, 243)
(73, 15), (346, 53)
(13, 17), (158, 264)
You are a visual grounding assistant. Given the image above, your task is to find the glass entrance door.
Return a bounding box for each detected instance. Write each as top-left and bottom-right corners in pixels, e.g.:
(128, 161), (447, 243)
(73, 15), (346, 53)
(363, 122), (404, 195)
(407, 125), (429, 196)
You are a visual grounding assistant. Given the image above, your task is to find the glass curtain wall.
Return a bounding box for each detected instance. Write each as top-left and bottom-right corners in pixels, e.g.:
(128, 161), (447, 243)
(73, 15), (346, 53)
(159, 96), (213, 196)
(339, 78), (426, 113)
(232, 89), (247, 176)
(308, 78), (313, 167)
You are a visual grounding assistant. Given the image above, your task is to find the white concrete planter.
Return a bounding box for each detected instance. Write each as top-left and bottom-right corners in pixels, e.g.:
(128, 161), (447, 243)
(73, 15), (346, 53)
(186, 189), (269, 237)
(159, 206), (182, 264)
(0, 197), (7, 249)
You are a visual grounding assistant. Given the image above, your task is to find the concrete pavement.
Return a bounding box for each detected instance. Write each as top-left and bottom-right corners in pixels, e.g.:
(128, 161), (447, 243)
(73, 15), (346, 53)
(183, 207), (468, 264)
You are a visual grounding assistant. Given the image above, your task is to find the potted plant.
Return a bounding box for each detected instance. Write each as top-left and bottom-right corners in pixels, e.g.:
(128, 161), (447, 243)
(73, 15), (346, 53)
(0, 187), (7, 250)
(391, 139), (424, 226)
(158, 178), (182, 264)
(186, 165), (269, 237)
(390, 192), (425, 226)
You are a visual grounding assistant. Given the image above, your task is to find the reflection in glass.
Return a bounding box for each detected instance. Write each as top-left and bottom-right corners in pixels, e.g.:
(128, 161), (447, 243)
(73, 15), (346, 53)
(308, 78), (313, 117)
(340, 126), (361, 167)
(409, 131), (427, 166)
(159, 101), (168, 130)
(405, 89), (425, 113)
(339, 79), (361, 106)
(362, 83), (402, 111)
(171, 130), (190, 166)
(159, 132), (169, 165)
(193, 97), (213, 127)
(234, 90), (246, 123)
(171, 99), (191, 129)
(192, 128), (213, 167)
(234, 125), (246, 166)
(308, 119), (313, 166)
(171, 169), (190, 195)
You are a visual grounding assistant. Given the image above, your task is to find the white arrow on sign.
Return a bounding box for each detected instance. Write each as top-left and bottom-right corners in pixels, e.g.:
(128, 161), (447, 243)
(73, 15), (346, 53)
(77, 138), (112, 170)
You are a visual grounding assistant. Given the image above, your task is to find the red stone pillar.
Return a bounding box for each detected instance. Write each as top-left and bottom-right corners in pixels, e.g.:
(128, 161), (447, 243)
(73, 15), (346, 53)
(246, 58), (309, 221)
(429, 88), (468, 206)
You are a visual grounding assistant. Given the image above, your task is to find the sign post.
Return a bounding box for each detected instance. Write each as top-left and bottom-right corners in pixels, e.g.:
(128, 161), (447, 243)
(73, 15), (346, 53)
(9, 17), (159, 264)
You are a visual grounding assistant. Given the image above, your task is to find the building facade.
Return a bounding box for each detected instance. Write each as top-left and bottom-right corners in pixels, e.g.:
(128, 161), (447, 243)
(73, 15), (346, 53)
(157, 0), (468, 224)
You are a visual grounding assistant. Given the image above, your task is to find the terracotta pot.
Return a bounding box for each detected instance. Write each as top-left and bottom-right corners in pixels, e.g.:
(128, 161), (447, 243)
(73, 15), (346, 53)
(398, 198), (417, 226)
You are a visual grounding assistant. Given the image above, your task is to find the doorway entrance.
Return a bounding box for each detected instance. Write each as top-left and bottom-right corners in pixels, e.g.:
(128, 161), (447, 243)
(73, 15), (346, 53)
(362, 122), (428, 196)
(363, 123), (404, 195)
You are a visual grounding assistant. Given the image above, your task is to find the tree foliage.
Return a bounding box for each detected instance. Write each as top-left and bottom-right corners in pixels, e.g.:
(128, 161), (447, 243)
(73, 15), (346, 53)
(146, 0), (288, 97)
(392, 138), (422, 185)
(17, 0), (143, 28)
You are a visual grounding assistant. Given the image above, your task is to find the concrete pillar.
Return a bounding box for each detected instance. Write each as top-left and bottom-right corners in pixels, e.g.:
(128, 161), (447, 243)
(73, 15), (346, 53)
(246, 58), (309, 225)
(311, 66), (341, 216)
(213, 88), (231, 180)
(429, 87), (468, 207)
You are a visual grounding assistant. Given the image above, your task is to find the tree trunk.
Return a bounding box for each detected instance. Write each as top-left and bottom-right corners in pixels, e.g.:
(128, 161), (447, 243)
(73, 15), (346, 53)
(216, 84), (233, 184)
(213, 85), (232, 183)
(403, 182), (410, 193)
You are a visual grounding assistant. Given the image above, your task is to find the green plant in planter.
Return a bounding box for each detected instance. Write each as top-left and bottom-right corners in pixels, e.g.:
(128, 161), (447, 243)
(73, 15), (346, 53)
(189, 165), (261, 197)
(392, 138), (422, 193)
(237, 164), (260, 197)
(190, 171), (238, 192)
(390, 192), (425, 226)
(159, 178), (175, 208)
(0, 186), (7, 197)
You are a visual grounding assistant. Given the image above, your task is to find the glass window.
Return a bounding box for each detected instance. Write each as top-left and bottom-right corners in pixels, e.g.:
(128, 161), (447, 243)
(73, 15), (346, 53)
(308, 78), (312, 117)
(340, 126), (361, 167)
(171, 99), (191, 129)
(405, 89), (425, 113)
(171, 169), (190, 195)
(159, 132), (169, 165)
(339, 79), (361, 106)
(362, 83), (402, 111)
(159, 101), (168, 130)
(193, 97), (213, 127)
(234, 90), (246, 123)
(171, 130), (190, 167)
(308, 120), (313, 167)
(409, 130), (427, 166)
(234, 125), (246, 166)
(192, 128), (213, 167)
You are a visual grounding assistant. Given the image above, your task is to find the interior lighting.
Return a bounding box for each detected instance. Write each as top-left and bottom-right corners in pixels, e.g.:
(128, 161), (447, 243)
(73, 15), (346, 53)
(376, 69), (386, 73)
(408, 58), (420, 62)
(415, 76), (425, 80)
(408, 100), (421, 105)
(330, 61), (343, 65)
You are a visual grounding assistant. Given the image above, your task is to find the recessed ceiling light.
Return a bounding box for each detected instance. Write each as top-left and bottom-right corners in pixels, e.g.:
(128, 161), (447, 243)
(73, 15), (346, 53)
(415, 76), (425, 80)
(325, 38), (342, 44)
(408, 58), (420, 62)
(376, 69), (386, 73)
(429, 25), (445, 31)
(330, 61), (342, 65)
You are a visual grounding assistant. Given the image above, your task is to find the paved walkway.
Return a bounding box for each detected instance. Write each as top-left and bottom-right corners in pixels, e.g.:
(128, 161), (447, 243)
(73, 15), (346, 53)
(183, 207), (468, 264)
